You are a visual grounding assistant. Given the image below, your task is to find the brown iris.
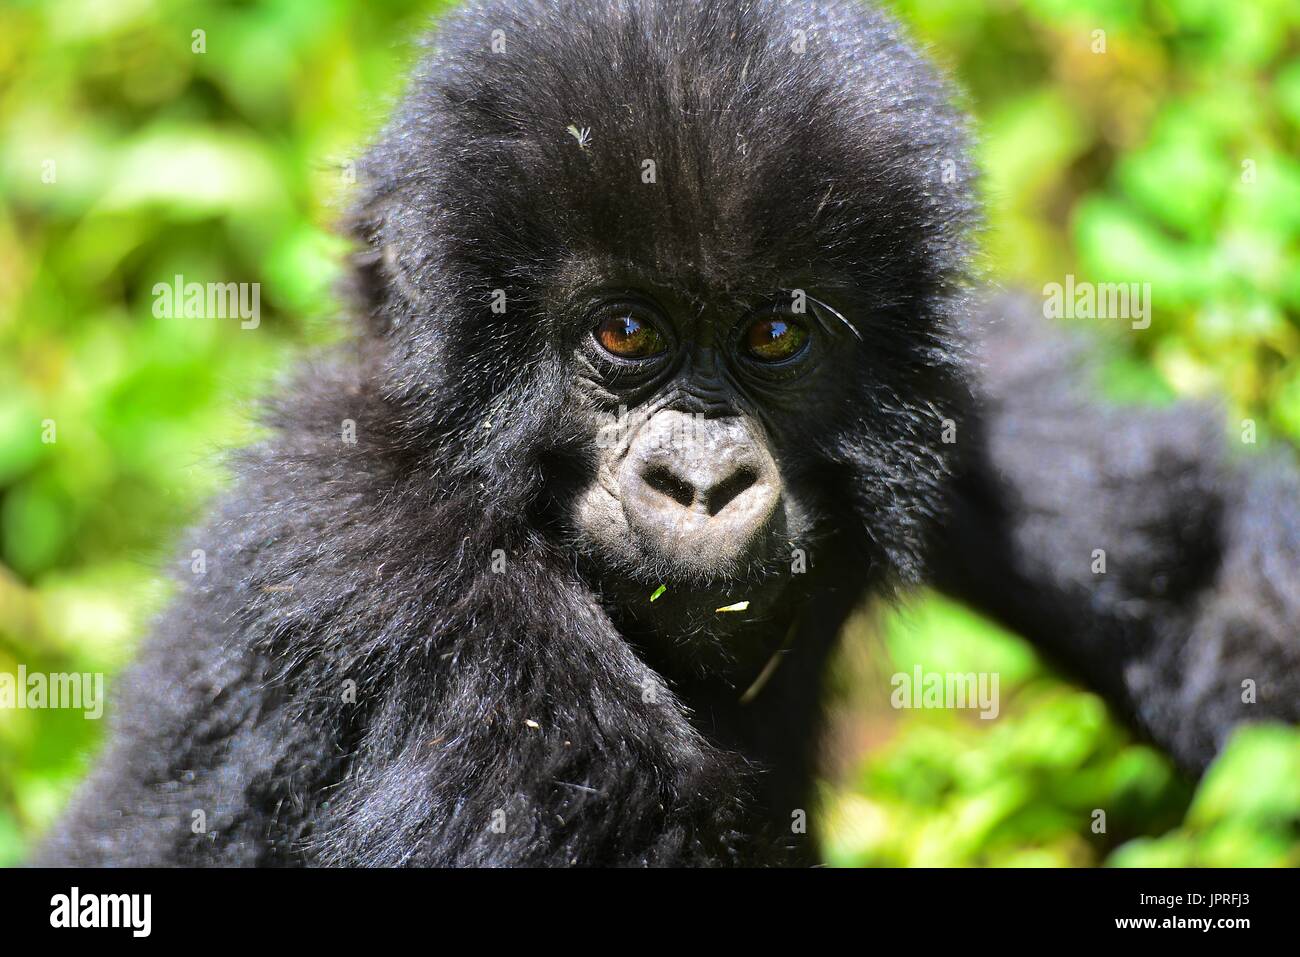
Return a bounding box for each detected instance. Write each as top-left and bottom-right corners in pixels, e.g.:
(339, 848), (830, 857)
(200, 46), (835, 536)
(595, 313), (667, 359)
(744, 315), (809, 362)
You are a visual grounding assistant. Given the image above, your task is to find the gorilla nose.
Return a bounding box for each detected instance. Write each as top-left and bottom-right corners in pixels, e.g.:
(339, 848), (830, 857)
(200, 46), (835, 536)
(621, 412), (782, 569)
(641, 458), (765, 516)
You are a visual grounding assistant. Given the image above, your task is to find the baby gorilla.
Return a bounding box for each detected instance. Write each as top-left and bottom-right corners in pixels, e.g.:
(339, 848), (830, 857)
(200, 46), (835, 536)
(39, 0), (1300, 866)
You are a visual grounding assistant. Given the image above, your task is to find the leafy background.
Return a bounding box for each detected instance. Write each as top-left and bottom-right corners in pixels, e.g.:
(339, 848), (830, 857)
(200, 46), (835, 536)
(0, 0), (1297, 866)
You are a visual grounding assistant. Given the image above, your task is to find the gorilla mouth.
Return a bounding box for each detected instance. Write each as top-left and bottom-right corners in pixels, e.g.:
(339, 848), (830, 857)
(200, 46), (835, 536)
(582, 538), (799, 651)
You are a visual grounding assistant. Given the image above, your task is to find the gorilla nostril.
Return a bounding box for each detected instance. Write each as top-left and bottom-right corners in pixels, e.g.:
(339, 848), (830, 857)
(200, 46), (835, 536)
(642, 462), (762, 516)
(642, 464), (696, 509)
(704, 466), (758, 516)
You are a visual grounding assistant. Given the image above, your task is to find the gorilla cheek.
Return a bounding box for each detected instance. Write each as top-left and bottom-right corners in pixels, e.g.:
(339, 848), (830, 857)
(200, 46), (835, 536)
(571, 472), (635, 560)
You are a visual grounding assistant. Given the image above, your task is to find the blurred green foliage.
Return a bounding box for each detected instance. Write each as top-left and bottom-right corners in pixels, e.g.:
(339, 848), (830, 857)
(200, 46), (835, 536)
(0, 0), (1297, 867)
(0, 0), (442, 864)
(822, 597), (1299, 866)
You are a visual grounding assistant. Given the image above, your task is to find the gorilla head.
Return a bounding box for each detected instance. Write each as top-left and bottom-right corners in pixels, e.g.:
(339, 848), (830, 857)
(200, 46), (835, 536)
(350, 0), (976, 652)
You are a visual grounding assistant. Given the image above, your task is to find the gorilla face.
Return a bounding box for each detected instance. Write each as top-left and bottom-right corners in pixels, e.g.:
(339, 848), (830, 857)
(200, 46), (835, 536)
(563, 280), (859, 637)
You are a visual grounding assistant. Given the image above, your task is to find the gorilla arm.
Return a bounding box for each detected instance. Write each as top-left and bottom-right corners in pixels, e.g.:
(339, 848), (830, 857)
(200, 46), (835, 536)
(934, 296), (1300, 773)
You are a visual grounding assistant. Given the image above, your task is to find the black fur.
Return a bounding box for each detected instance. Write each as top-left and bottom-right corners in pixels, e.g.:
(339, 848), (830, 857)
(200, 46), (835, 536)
(938, 296), (1300, 773)
(37, 0), (1298, 867)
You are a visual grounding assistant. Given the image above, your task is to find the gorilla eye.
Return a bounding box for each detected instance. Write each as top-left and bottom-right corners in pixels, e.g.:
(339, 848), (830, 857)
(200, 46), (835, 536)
(595, 312), (667, 360)
(743, 315), (810, 363)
